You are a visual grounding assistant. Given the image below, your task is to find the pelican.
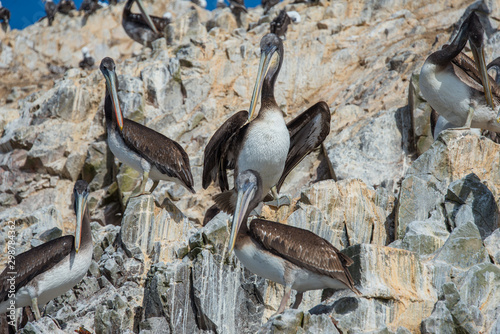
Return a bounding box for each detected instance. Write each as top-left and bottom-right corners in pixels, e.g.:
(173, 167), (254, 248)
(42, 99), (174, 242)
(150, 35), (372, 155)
(122, 0), (171, 47)
(43, 0), (57, 26)
(57, 0), (76, 14)
(270, 10), (291, 39)
(203, 33), (330, 215)
(430, 56), (500, 140)
(0, 2), (10, 33)
(0, 180), (93, 320)
(79, 47), (95, 70)
(419, 12), (500, 131)
(99, 57), (195, 195)
(228, 170), (360, 313)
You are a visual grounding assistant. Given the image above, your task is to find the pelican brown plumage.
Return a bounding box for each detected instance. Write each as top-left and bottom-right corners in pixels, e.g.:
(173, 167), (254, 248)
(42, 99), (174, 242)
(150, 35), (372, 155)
(0, 180), (93, 321)
(227, 170), (360, 313)
(419, 12), (500, 131)
(203, 33), (330, 217)
(99, 57), (195, 196)
(122, 0), (171, 48)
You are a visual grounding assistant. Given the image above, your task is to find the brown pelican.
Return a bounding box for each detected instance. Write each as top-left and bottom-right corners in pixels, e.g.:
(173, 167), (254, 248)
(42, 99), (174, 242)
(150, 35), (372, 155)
(0, 180), (93, 320)
(79, 0), (102, 16)
(228, 170), (360, 313)
(270, 10), (291, 39)
(431, 57), (500, 140)
(58, 0), (76, 14)
(419, 12), (500, 131)
(0, 2), (10, 33)
(203, 33), (330, 214)
(122, 0), (171, 48)
(43, 0), (57, 26)
(99, 57), (195, 195)
(79, 47), (95, 70)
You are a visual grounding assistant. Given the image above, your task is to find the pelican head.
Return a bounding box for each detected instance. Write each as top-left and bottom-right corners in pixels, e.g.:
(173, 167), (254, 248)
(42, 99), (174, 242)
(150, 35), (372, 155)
(465, 12), (494, 109)
(100, 57), (124, 131)
(248, 33), (284, 120)
(73, 180), (89, 253)
(228, 170), (262, 253)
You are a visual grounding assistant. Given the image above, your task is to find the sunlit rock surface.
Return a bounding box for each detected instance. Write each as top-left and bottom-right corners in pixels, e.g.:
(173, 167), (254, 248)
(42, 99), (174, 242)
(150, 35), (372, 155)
(1, 0), (499, 333)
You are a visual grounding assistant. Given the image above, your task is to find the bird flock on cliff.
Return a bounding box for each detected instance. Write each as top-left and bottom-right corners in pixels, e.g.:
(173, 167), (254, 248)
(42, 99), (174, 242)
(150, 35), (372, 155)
(0, 0), (499, 332)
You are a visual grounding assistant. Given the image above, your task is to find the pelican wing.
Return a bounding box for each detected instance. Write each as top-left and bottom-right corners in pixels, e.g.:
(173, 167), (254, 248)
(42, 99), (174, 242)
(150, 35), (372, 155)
(452, 53), (500, 106)
(277, 101), (331, 192)
(250, 219), (360, 294)
(121, 119), (195, 193)
(0, 236), (74, 302)
(202, 110), (248, 191)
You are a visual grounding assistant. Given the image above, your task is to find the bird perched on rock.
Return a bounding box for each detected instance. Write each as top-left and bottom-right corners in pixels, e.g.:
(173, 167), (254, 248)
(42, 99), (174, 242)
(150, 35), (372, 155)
(99, 57), (195, 196)
(203, 34), (330, 223)
(0, 180), (93, 322)
(420, 12), (500, 131)
(0, 2), (10, 33)
(79, 47), (95, 69)
(43, 0), (57, 26)
(227, 170), (361, 314)
(58, 0), (76, 14)
(229, 0), (247, 26)
(79, 0), (102, 16)
(270, 10), (291, 38)
(122, 0), (172, 48)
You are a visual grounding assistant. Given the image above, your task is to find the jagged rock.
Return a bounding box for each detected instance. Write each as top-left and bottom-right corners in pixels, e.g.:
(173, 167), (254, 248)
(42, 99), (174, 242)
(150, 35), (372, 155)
(444, 173), (499, 240)
(82, 141), (114, 190)
(456, 264), (500, 333)
(432, 221), (489, 271)
(484, 228), (500, 264)
(397, 130), (500, 239)
(206, 8), (238, 32)
(338, 244), (435, 332)
(18, 317), (66, 334)
(259, 310), (341, 334)
(16, 205), (63, 253)
(290, 179), (394, 249)
(94, 293), (136, 333)
(421, 301), (456, 333)
(400, 218), (449, 256)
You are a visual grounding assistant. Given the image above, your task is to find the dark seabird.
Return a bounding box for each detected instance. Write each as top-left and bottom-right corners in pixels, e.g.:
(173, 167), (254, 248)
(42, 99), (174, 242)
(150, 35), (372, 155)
(58, 0), (76, 14)
(203, 33), (330, 215)
(79, 47), (95, 70)
(419, 12), (500, 131)
(79, 0), (102, 16)
(44, 0), (57, 26)
(0, 180), (93, 320)
(270, 10), (291, 38)
(229, 0), (247, 26)
(122, 0), (171, 48)
(0, 2), (10, 33)
(99, 57), (195, 195)
(228, 170), (360, 313)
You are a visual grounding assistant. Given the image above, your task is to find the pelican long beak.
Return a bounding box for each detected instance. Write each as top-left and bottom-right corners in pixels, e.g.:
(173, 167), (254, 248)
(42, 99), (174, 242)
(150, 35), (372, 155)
(228, 184), (255, 253)
(135, 0), (159, 34)
(103, 68), (124, 131)
(470, 40), (495, 111)
(248, 47), (278, 121)
(74, 191), (88, 253)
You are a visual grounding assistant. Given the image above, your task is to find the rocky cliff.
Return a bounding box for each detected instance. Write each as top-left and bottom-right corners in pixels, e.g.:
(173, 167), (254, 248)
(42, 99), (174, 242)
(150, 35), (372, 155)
(0, 0), (499, 333)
